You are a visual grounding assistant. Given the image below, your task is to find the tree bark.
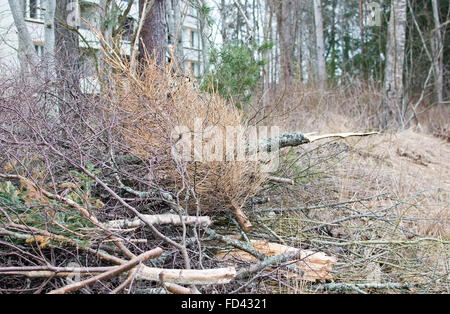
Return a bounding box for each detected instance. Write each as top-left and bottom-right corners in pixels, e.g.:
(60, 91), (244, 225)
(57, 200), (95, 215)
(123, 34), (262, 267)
(198, 0), (210, 74)
(7, 0), (39, 67)
(276, 0), (296, 85)
(220, 0), (227, 42)
(55, 0), (81, 94)
(140, 0), (167, 65)
(44, 0), (56, 59)
(431, 0), (443, 104)
(104, 214), (213, 230)
(383, 0), (407, 127)
(313, 0), (327, 90)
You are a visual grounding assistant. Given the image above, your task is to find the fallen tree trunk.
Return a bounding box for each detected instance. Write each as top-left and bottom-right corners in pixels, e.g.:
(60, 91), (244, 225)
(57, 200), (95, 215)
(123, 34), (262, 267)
(0, 266), (111, 278)
(258, 131), (379, 152)
(216, 240), (337, 282)
(163, 283), (201, 294)
(48, 248), (164, 294)
(305, 131), (379, 142)
(267, 176), (295, 185)
(104, 214), (212, 230)
(230, 201), (253, 233)
(136, 266), (237, 285)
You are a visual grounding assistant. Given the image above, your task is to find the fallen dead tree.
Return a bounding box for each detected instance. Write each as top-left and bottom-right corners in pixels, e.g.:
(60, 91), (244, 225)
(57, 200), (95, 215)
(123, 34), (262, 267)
(104, 214), (213, 230)
(216, 240), (337, 282)
(257, 131), (379, 152)
(48, 248), (164, 294)
(136, 266), (237, 285)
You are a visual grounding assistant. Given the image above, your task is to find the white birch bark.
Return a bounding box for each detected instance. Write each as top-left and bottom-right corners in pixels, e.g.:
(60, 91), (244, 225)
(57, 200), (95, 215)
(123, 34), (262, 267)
(43, 0), (56, 58)
(313, 0), (327, 90)
(8, 0), (39, 66)
(43, 0), (56, 80)
(198, 0), (209, 74)
(383, 0), (407, 126)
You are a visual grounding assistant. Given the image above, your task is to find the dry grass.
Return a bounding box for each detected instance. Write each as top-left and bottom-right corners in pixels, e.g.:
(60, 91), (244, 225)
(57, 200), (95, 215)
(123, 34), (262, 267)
(102, 56), (268, 214)
(246, 83), (449, 293)
(339, 129), (449, 236)
(1, 56), (447, 293)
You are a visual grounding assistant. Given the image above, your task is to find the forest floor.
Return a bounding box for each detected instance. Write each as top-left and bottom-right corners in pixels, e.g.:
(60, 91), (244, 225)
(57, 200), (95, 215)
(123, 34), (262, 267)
(1, 68), (448, 293)
(247, 125), (449, 293)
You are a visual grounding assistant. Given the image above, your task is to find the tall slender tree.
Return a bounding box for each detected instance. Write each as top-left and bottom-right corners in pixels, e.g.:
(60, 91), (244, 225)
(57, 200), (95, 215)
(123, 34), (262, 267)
(276, 0), (296, 84)
(7, 0), (39, 67)
(383, 0), (407, 126)
(313, 0), (327, 90)
(55, 0), (81, 91)
(431, 0), (443, 104)
(140, 0), (167, 65)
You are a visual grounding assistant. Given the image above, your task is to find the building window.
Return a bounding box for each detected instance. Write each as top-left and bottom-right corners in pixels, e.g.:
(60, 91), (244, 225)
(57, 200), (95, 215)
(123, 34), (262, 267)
(191, 30), (198, 49)
(34, 43), (44, 57)
(25, 0), (44, 20)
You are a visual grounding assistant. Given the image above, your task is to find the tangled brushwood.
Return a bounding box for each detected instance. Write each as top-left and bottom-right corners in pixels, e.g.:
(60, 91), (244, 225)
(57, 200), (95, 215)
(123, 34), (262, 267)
(0, 56), (447, 294)
(102, 56), (268, 219)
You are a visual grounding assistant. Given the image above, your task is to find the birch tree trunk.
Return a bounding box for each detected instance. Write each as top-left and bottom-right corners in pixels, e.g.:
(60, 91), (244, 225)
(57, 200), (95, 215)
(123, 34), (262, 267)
(276, 0), (296, 85)
(383, 0), (407, 127)
(55, 0), (81, 99)
(313, 0), (327, 90)
(140, 0), (167, 65)
(262, 0), (272, 107)
(7, 0), (39, 67)
(44, 0), (56, 59)
(167, 0), (184, 70)
(431, 0), (443, 104)
(198, 0), (210, 74)
(43, 0), (56, 78)
(220, 0), (227, 42)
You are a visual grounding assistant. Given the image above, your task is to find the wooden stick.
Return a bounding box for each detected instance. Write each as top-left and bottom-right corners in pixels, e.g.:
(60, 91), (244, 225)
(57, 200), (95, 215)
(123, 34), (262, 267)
(136, 266), (236, 285)
(163, 283), (201, 294)
(257, 131), (379, 152)
(104, 214), (212, 230)
(267, 176), (295, 185)
(230, 200), (253, 233)
(110, 266), (140, 294)
(306, 131), (379, 143)
(0, 266), (112, 278)
(47, 248), (163, 294)
(204, 228), (266, 260)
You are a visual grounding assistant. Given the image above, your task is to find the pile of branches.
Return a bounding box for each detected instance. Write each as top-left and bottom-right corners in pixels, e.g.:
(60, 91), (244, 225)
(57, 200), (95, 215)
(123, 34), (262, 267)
(0, 59), (376, 294)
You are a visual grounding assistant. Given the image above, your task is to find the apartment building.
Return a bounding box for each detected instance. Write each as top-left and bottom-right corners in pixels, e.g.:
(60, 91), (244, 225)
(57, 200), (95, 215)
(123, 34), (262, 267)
(0, 0), (204, 77)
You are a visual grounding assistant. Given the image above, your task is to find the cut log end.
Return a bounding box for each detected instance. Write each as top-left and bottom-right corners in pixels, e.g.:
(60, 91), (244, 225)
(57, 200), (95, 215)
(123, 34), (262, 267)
(231, 202), (252, 232)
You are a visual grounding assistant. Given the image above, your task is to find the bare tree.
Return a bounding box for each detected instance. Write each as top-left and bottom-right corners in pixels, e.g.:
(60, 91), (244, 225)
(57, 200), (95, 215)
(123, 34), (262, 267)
(55, 0), (81, 92)
(383, 0), (407, 126)
(431, 0), (443, 104)
(7, 0), (39, 67)
(276, 0), (296, 84)
(197, 0), (210, 74)
(140, 0), (167, 65)
(313, 0), (327, 90)
(167, 0), (185, 70)
(44, 0), (56, 59)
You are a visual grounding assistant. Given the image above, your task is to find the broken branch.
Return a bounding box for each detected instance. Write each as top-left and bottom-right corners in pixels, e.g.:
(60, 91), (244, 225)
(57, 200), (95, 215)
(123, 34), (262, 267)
(104, 214), (212, 230)
(47, 247), (163, 294)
